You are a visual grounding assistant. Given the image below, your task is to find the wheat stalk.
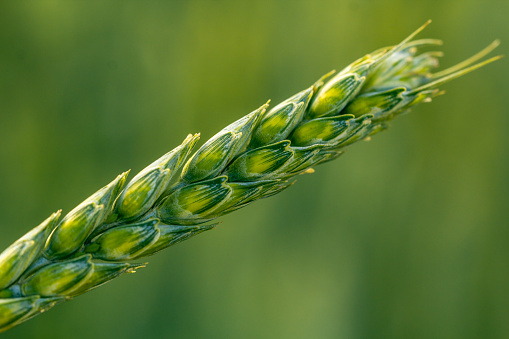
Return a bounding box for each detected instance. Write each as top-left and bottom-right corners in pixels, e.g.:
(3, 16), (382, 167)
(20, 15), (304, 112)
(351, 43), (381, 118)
(0, 21), (501, 332)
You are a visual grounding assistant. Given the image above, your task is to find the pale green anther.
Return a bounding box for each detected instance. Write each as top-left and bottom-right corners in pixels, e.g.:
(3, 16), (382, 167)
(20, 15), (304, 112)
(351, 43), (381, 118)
(69, 262), (144, 297)
(22, 255), (93, 297)
(308, 73), (365, 118)
(157, 176), (231, 225)
(250, 87), (313, 148)
(85, 219), (160, 261)
(116, 134), (200, 221)
(45, 173), (128, 259)
(181, 104), (266, 183)
(225, 141), (293, 182)
(343, 87), (406, 120)
(0, 296), (62, 333)
(0, 212), (60, 290)
(290, 115), (354, 147)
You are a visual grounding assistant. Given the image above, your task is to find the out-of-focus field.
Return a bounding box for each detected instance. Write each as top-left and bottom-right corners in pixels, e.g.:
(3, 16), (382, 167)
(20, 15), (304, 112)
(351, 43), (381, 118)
(0, 1), (507, 338)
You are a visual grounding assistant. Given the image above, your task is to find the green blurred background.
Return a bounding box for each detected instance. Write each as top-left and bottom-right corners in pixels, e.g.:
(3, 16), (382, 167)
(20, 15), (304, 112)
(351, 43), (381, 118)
(0, 1), (507, 338)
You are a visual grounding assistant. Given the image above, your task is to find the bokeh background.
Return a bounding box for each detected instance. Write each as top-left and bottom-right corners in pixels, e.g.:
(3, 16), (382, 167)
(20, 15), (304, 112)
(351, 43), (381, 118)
(0, 1), (507, 338)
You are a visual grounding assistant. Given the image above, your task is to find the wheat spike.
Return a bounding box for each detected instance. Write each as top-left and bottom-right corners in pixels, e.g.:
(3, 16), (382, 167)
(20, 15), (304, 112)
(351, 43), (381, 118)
(0, 22), (501, 332)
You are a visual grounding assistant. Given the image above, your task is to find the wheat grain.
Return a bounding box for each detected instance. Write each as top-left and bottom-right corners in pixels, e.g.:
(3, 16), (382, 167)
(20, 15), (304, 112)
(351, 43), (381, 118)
(0, 21), (501, 332)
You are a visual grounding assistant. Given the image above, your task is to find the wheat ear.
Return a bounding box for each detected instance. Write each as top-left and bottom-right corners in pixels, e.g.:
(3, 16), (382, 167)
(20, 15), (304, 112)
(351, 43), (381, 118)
(0, 21), (501, 332)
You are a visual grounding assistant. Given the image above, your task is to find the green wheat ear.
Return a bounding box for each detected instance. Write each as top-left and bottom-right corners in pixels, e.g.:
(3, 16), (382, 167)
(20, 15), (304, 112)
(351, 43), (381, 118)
(0, 21), (501, 332)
